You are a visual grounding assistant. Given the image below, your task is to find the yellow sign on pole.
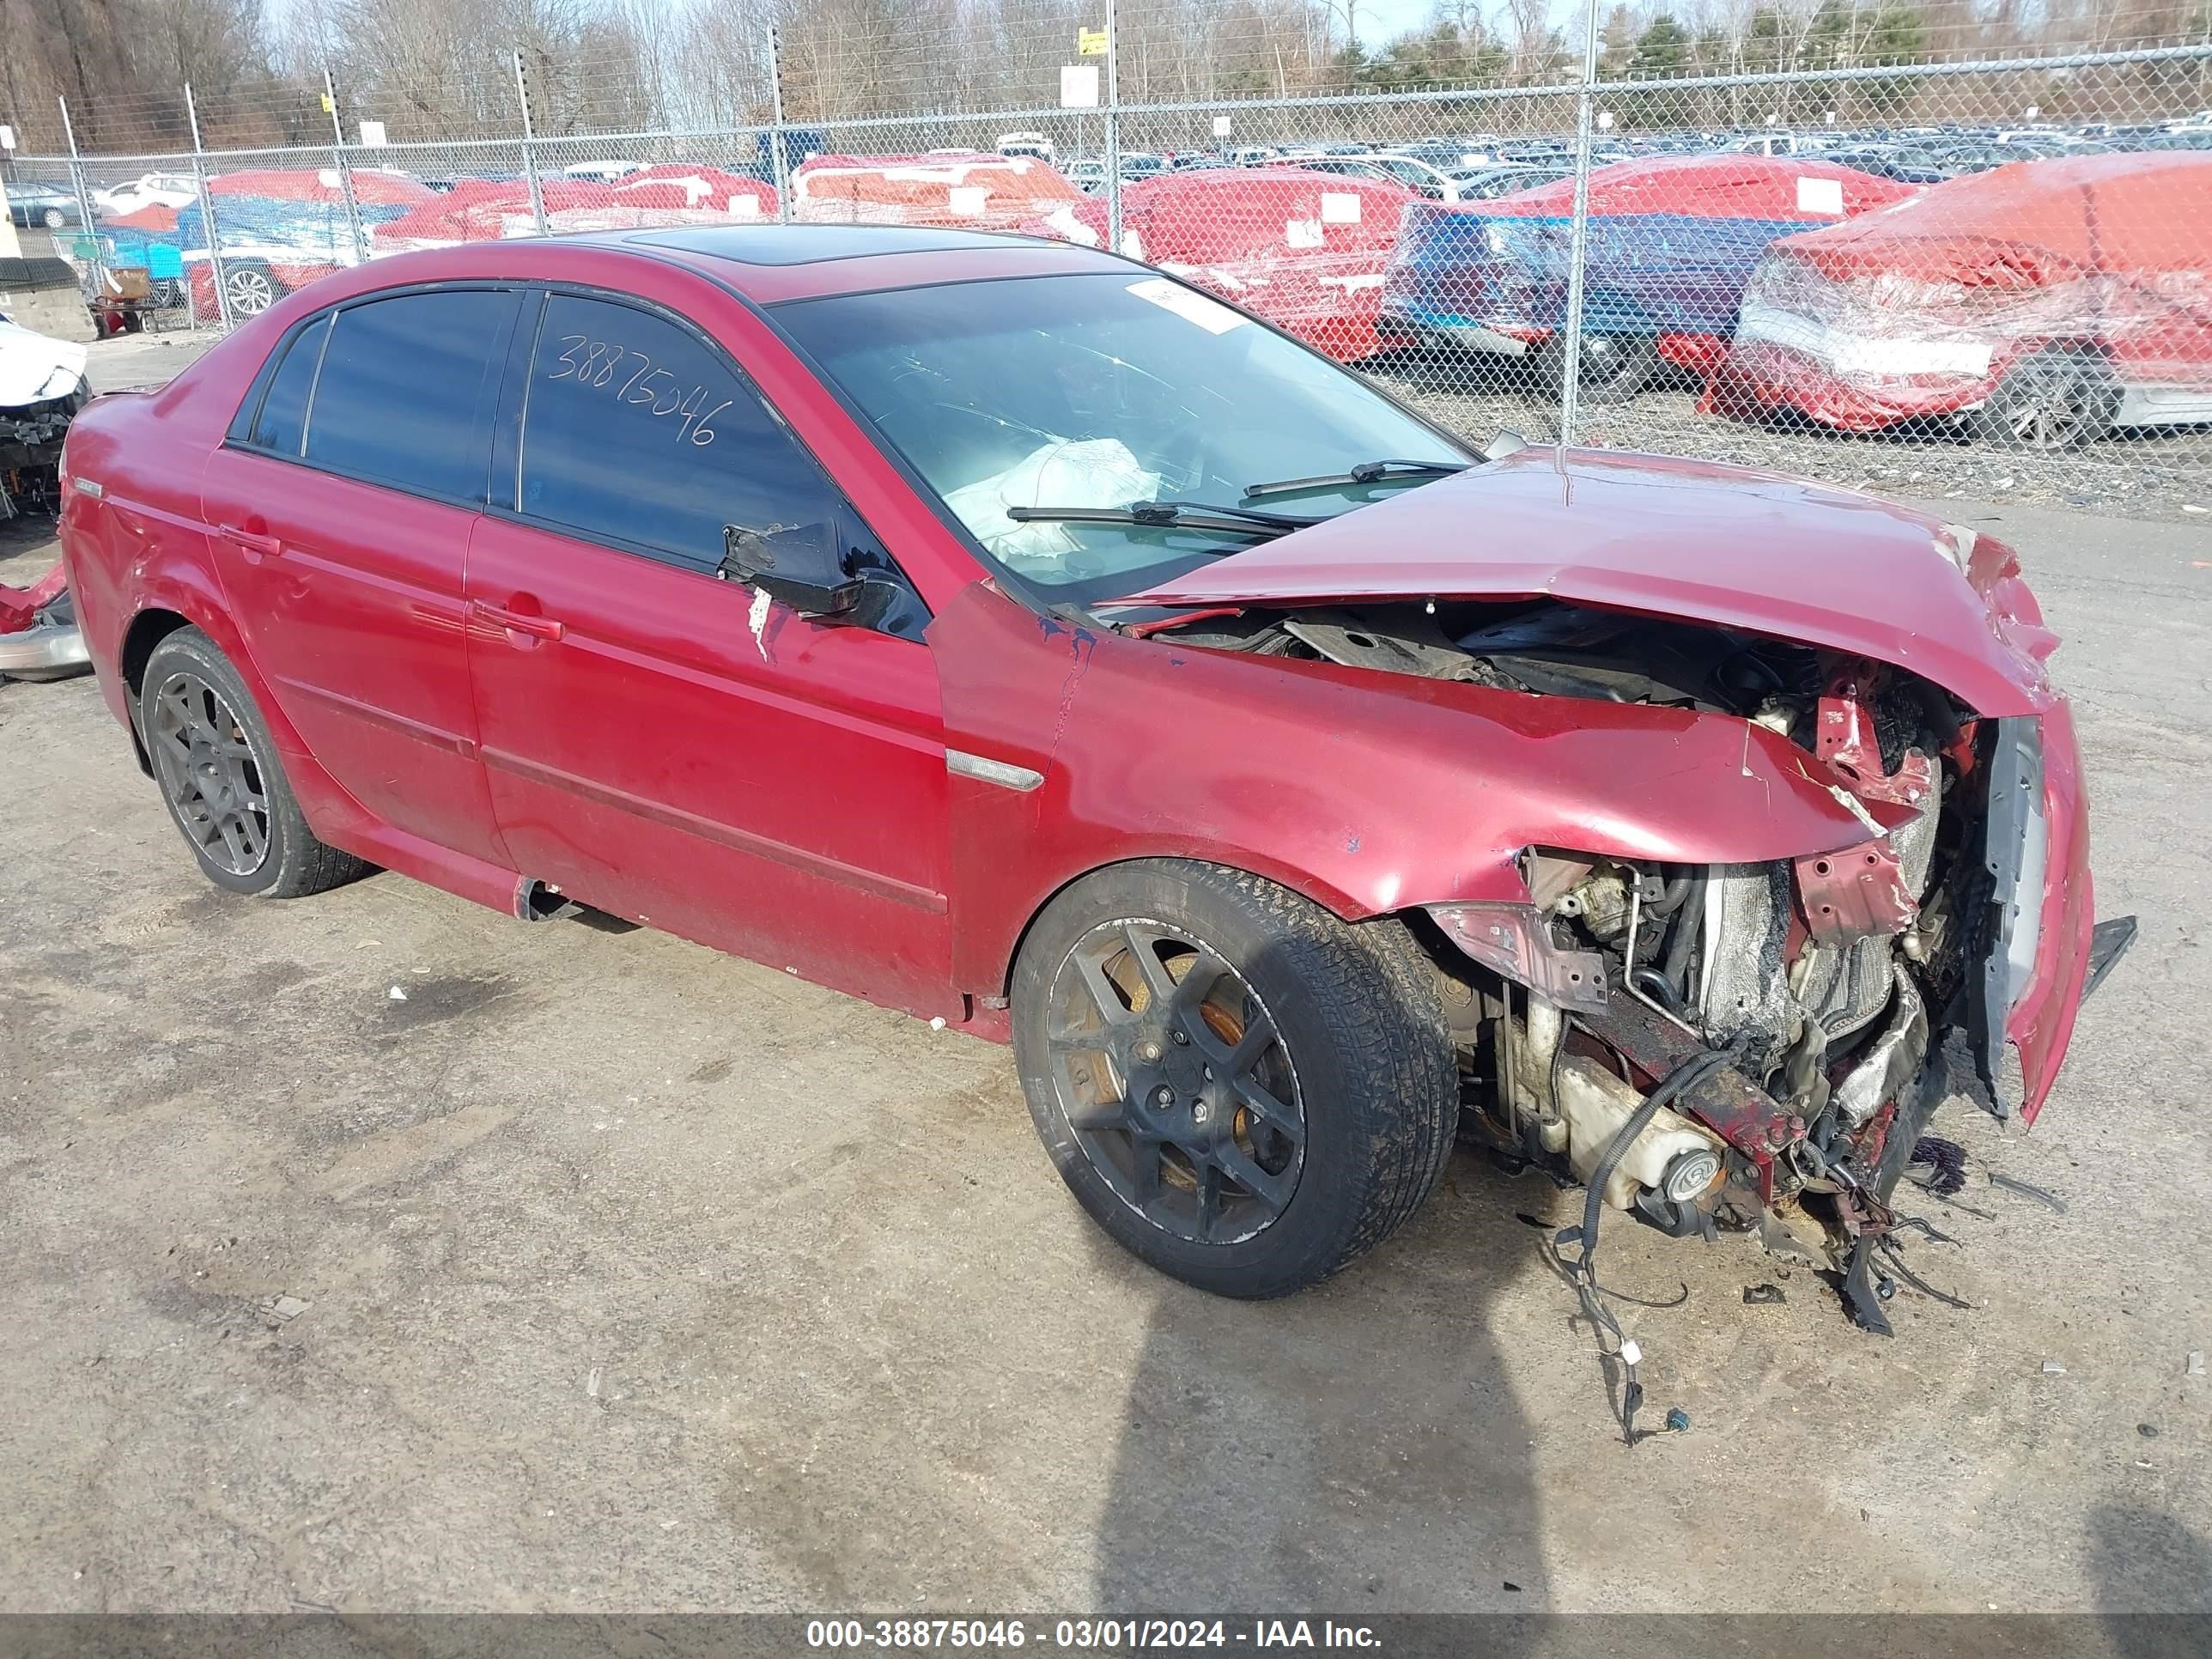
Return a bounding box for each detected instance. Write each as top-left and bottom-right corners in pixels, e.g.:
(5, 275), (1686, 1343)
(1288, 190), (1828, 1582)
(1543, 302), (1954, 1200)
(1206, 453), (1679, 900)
(1077, 27), (1109, 56)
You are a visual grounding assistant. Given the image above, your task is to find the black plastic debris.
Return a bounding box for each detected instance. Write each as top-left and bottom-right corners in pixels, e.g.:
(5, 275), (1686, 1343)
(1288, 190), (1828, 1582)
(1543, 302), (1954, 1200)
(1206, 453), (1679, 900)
(1742, 1283), (1787, 1305)
(1910, 1135), (1969, 1197)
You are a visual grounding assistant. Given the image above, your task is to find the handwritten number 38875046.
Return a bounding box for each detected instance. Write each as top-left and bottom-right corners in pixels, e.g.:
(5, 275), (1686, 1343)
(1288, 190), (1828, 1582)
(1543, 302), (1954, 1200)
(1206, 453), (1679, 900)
(548, 334), (733, 447)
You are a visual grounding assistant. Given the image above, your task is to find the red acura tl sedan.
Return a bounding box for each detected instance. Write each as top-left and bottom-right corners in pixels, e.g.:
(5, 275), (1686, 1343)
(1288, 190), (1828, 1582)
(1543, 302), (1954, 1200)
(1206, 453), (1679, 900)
(57, 226), (2128, 1335)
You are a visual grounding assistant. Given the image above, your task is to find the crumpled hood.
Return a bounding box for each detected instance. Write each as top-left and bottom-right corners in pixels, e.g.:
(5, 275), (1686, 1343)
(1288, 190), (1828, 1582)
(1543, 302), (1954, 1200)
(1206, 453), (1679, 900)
(1119, 447), (2059, 717)
(0, 319), (88, 409)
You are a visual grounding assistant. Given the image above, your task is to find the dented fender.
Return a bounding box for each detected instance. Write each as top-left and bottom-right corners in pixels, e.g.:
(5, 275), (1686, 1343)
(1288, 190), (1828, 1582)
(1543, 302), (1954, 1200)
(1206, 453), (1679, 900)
(929, 580), (1914, 996)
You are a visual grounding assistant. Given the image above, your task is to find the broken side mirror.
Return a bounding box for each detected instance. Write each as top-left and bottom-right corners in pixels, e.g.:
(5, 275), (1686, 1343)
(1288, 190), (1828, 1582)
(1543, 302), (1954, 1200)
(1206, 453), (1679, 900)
(718, 520), (865, 618)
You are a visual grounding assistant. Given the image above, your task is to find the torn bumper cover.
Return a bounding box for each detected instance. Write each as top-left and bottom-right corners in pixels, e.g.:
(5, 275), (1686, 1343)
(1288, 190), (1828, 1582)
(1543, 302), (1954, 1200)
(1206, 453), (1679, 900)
(1423, 696), (2123, 1300)
(0, 567), (92, 682)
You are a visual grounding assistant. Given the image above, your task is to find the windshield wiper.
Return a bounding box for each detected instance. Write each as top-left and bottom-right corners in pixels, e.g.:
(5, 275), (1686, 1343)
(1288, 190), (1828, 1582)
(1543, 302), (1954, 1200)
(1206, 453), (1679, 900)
(1240, 458), (1470, 501)
(1006, 500), (1322, 538)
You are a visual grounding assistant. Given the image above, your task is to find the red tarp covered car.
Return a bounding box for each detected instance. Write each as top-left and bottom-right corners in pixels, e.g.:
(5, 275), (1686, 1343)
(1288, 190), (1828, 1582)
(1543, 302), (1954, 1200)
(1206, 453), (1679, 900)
(182, 168), (439, 320)
(373, 167), (781, 253)
(1710, 152), (2212, 446)
(1030, 167), (1422, 362)
(791, 152), (1084, 231)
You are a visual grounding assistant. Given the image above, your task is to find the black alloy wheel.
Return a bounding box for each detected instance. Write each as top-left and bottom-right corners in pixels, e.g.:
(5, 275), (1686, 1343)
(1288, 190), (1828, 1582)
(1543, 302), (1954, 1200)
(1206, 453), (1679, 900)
(1044, 915), (1306, 1246)
(146, 668), (270, 878)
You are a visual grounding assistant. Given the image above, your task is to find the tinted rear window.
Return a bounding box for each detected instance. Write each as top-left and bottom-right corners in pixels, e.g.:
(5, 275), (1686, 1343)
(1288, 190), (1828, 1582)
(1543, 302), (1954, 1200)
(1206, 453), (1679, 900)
(305, 289), (514, 502)
(247, 314), (328, 455)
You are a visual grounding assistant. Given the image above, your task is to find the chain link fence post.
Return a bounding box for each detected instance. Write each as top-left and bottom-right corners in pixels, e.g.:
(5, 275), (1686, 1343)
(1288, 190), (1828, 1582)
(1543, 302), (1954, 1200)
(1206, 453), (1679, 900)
(323, 68), (367, 267)
(184, 83), (231, 331)
(511, 52), (550, 238)
(769, 27), (793, 225)
(1104, 0), (1123, 254)
(1557, 0), (1604, 448)
(55, 97), (105, 305)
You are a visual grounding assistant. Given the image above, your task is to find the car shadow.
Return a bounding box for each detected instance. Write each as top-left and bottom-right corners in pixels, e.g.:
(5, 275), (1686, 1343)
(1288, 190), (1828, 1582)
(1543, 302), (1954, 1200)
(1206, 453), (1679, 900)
(2085, 1500), (2211, 1659)
(1084, 1144), (1552, 1617)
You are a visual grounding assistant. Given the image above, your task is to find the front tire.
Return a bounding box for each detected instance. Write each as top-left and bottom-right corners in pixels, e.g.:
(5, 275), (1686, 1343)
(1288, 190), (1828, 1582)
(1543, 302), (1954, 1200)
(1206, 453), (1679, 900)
(1012, 860), (1457, 1298)
(42, 206), (66, 230)
(137, 628), (368, 898)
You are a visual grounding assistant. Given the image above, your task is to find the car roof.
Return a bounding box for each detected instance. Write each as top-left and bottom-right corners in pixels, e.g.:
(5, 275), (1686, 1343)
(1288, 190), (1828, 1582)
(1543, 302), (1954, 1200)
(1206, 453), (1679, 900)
(303, 224), (1137, 307)
(627, 224), (1040, 267)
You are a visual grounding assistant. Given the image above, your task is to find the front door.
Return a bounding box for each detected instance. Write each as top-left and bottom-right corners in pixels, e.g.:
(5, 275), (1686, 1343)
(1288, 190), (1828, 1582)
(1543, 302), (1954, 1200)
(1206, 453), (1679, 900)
(199, 287), (518, 865)
(465, 289), (957, 1019)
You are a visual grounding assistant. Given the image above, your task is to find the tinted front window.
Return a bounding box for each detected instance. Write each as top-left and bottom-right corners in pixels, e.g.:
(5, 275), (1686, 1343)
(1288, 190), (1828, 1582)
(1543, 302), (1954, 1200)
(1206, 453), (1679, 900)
(774, 272), (1466, 601)
(516, 294), (836, 568)
(305, 289), (513, 501)
(248, 314), (328, 455)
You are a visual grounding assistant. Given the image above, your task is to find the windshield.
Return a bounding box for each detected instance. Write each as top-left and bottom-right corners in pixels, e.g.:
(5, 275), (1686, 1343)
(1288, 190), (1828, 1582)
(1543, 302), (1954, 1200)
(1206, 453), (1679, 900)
(772, 271), (1468, 603)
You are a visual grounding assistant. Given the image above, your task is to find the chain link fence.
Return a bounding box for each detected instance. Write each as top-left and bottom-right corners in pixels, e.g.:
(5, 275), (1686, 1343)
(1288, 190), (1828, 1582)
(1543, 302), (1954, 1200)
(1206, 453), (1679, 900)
(10, 37), (2212, 509)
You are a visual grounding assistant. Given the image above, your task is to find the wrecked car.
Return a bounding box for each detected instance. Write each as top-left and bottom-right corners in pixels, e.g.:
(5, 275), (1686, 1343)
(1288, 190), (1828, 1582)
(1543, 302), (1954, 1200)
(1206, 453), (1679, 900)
(55, 227), (2124, 1335)
(1378, 155), (1915, 398)
(1, 317), (89, 520)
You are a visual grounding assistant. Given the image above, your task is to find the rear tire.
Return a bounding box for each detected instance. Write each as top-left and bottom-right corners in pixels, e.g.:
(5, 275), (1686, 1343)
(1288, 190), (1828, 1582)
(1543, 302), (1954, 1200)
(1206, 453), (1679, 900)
(1012, 860), (1457, 1298)
(1534, 330), (1657, 403)
(137, 628), (369, 898)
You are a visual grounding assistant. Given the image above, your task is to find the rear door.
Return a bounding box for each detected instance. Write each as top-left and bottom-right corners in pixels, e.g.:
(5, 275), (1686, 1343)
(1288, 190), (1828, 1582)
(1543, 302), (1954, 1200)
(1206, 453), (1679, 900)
(465, 288), (957, 1018)
(200, 286), (518, 864)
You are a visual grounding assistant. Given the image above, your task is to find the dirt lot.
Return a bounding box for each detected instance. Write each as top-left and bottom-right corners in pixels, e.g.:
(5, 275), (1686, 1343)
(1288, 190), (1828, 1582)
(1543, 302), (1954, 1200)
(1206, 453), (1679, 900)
(3, 337), (2209, 1616)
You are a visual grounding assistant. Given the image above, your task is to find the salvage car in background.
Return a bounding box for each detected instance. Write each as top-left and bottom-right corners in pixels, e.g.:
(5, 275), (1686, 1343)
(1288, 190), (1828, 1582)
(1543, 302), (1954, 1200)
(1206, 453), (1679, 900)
(94, 173), (199, 216)
(177, 168), (440, 320)
(790, 152), (1085, 231)
(57, 226), (2123, 1340)
(1378, 155), (1915, 397)
(373, 166), (779, 252)
(1710, 152), (2212, 447)
(7, 182), (86, 230)
(1030, 167), (1421, 362)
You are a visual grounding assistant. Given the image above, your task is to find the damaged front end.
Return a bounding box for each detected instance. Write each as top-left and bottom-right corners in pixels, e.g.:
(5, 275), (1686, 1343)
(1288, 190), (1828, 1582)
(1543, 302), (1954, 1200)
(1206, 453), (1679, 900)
(1149, 593), (2127, 1334)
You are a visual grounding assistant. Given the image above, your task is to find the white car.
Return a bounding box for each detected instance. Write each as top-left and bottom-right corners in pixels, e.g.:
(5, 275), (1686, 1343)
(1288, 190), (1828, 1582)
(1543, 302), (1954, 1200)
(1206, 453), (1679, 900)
(93, 173), (198, 216)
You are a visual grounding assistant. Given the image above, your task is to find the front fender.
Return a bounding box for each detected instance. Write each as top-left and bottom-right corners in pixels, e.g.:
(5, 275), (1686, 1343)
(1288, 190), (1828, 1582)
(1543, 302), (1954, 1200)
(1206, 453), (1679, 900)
(930, 580), (1897, 995)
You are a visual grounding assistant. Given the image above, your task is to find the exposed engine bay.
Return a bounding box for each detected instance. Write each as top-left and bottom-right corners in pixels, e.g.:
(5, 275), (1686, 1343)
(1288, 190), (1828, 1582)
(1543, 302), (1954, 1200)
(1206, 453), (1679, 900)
(1152, 596), (2047, 1340)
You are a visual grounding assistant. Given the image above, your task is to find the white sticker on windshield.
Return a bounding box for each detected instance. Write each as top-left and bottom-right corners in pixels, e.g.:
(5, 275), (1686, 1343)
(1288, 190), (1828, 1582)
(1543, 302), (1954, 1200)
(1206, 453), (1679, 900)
(1125, 277), (1246, 334)
(1796, 175), (1845, 216)
(948, 185), (990, 216)
(1320, 191), (1362, 225)
(1285, 217), (1324, 248)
